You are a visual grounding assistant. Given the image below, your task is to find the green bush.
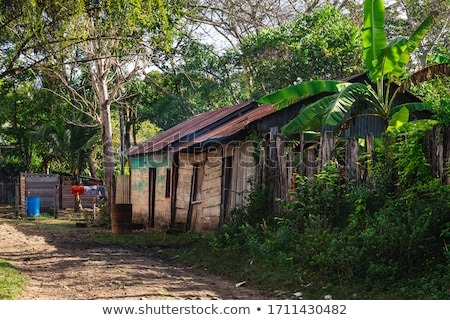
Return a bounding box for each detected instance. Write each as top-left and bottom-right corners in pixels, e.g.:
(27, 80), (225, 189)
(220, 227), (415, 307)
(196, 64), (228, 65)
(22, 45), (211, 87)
(211, 124), (450, 299)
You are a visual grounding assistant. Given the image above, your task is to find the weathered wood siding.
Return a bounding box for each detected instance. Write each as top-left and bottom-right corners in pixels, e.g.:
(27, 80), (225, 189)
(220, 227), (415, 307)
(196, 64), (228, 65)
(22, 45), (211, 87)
(192, 148), (223, 232)
(130, 167), (149, 225)
(173, 143), (258, 233)
(174, 161), (192, 229)
(116, 175), (130, 204)
(224, 141), (257, 213)
(61, 179), (99, 209)
(177, 149), (222, 232)
(153, 166), (172, 229)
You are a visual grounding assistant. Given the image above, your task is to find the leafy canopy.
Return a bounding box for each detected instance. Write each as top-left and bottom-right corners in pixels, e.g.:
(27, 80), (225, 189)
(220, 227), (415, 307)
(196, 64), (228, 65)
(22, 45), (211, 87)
(258, 0), (438, 135)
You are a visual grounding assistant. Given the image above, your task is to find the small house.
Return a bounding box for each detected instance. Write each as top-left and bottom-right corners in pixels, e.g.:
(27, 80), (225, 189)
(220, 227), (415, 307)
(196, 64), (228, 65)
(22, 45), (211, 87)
(127, 73), (429, 233)
(127, 101), (279, 232)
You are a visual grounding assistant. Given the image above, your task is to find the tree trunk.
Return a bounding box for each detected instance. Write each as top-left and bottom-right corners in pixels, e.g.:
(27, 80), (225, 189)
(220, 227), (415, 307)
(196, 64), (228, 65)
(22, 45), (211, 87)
(100, 100), (116, 216)
(87, 153), (98, 179)
(94, 60), (116, 216)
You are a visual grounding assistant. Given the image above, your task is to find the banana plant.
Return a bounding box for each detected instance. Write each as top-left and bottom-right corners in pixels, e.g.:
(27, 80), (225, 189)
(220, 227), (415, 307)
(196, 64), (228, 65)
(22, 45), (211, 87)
(258, 0), (440, 135)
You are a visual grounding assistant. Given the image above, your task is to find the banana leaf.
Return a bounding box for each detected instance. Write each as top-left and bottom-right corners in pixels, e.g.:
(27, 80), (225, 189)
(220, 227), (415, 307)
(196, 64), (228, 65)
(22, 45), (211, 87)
(427, 53), (450, 64)
(389, 102), (433, 116)
(281, 83), (369, 134)
(372, 14), (435, 79)
(386, 106), (409, 132)
(257, 80), (348, 109)
(322, 82), (369, 126)
(362, 0), (387, 77)
(281, 95), (336, 134)
(398, 63), (450, 92)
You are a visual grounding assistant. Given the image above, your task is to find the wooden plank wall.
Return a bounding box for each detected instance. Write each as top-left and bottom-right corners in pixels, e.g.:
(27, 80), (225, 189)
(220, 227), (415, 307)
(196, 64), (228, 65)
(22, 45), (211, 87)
(152, 167), (172, 229)
(61, 180), (99, 209)
(192, 149), (223, 232)
(174, 158), (193, 230)
(116, 175), (130, 204)
(225, 141), (257, 211)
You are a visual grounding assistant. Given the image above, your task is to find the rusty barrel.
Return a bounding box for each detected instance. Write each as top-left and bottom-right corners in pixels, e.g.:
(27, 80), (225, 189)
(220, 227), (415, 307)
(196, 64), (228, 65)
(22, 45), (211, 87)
(111, 204), (132, 234)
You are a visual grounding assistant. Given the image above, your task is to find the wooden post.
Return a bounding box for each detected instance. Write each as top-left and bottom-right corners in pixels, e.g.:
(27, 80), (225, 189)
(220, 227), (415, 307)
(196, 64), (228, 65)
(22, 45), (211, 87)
(364, 133), (375, 183)
(305, 147), (316, 178)
(268, 127), (279, 214)
(346, 137), (360, 182)
(319, 132), (335, 168)
(431, 125), (443, 179)
(20, 174), (25, 217)
(15, 183), (19, 217)
(297, 132), (305, 176)
(286, 141), (295, 197)
(276, 135), (289, 204)
(443, 127), (450, 185)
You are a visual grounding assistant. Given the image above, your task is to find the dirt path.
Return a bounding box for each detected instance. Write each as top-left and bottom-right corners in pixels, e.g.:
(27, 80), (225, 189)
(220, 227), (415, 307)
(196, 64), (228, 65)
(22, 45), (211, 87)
(0, 219), (271, 300)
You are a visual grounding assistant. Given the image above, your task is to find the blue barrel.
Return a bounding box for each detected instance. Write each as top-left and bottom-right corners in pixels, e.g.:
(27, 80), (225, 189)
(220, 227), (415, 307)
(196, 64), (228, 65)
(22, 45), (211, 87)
(26, 197), (40, 217)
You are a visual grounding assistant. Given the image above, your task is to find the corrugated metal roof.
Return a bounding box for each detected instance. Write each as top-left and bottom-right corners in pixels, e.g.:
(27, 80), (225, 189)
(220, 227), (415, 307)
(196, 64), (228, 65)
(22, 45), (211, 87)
(127, 101), (258, 156)
(173, 104), (277, 152)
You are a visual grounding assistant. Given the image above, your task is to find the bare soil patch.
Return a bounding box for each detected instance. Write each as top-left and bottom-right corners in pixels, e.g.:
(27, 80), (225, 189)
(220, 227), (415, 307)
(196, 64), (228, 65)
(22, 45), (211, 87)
(0, 214), (272, 300)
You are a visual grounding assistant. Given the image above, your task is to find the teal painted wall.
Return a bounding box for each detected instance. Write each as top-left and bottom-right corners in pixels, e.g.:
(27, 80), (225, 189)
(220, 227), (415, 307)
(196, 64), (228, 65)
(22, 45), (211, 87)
(131, 153), (171, 169)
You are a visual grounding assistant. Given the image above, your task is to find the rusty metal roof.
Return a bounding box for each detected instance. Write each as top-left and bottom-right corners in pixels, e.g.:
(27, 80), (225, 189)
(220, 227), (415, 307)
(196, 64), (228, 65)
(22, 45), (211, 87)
(127, 101), (259, 156)
(173, 103), (277, 152)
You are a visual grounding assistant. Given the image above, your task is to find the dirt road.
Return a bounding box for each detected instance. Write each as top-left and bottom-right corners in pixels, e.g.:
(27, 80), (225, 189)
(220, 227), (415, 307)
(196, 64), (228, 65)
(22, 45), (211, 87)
(0, 218), (271, 300)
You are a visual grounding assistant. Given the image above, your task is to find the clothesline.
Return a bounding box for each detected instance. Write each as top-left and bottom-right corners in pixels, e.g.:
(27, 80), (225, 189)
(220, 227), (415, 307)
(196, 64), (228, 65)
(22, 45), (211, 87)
(71, 185), (104, 197)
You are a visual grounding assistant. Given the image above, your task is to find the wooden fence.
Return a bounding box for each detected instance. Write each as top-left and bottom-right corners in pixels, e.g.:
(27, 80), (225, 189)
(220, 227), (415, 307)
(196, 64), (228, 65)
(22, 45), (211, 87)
(0, 183), (16, 205)
(115, 175), (131, 204)
(17, 174), (103, 216)
(265, 125), (450, 213)
(61, 179), (100, 210)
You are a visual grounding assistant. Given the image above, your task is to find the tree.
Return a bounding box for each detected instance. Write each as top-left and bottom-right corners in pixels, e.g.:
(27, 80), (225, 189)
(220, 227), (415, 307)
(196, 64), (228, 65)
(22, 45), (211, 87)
(37, 114), (100, 178)
(0, 73), (58, 177)
(4, 1), (183, 215)
(239, 5), (364, 99)
(385, 0), (450, 68)
(258, 0), (445, 135)
(185, 0), (364, 49)
(123, 39), (249, 131)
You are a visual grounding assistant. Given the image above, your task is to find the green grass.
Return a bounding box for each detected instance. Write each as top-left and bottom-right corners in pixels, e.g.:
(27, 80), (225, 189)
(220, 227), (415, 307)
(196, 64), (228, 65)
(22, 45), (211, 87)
(0, 258), (28, 300)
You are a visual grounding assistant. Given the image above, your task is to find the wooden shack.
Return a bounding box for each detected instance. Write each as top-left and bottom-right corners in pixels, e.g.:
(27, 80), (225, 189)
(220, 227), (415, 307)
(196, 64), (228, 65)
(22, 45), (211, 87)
(127, 101), (277, 232)
(20, 173), (59, 215)
(127, 73), (429, 233)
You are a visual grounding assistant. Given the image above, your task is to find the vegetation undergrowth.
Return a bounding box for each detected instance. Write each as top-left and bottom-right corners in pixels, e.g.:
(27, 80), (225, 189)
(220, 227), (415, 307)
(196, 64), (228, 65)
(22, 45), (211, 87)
(207, 123), (450, 299)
